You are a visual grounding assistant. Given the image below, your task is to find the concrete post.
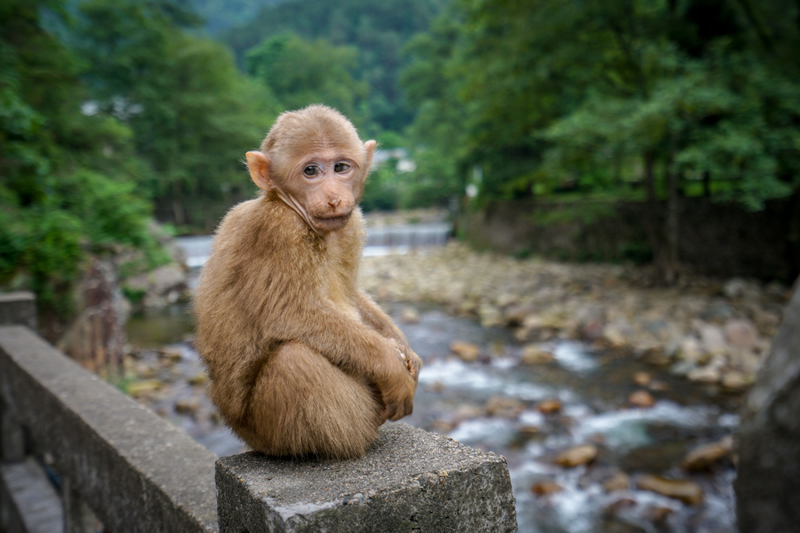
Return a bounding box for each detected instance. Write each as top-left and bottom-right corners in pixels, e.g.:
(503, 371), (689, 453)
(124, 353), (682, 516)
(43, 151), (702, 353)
(0, 399), (25, 462)
(62, 476), (98, 533)
(0, 292), (36, 330)
(216, 423), (517, 533)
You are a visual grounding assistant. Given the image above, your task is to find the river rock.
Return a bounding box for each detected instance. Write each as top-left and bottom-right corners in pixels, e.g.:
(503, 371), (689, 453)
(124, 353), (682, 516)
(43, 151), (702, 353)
(537, 399), (562, 414)
(601, 324), (629, 348)
(521, 345), (555, 365)
(478, 303), (503, 327)
(400, 307), (420, 324)
(677, 337), (704, 364)
(699, 324), (727, 354)
(725, 319), (759, 350)
(636, 475), (703, 505)
(721, 370), (749, 390)
(531, 481), (564, 496)
(450, 340), (481, 362)
(188, 372), (209, 386)
(602, 471), (631, 492)
(503, 304), (538, 326)
(127, 379), (163, 397)
(632, 372), (652, 386)
(175, 397), (201, 415)
(628, 390), (656, 408)
(486, 396), (524, 419)
(555, 444), (598, 467)
(688, 363), (722, 384)
(682, 436), (733, 471)
(723, 277), (749, 299)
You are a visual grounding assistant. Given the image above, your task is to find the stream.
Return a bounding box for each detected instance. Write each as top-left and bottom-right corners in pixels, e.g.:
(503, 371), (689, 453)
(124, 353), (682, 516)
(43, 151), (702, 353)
(125, 299), (739, 533)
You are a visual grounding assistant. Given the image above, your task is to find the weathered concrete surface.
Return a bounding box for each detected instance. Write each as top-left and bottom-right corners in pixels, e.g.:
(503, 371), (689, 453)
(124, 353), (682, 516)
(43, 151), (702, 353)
(737, 280), (800, 532)
(0, 292), (36, 330)
(0, 458), (62, 533)
(0, 326), (218, 533)
(217, 423), (517, 533)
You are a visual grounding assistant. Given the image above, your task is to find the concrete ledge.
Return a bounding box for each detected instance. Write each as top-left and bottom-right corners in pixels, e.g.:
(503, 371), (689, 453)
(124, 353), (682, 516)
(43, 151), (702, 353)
(0, 292), (36, 329)
(0, 326), (218, 533)
(0, 458), (63, 533)
(216, 423), (517, 533)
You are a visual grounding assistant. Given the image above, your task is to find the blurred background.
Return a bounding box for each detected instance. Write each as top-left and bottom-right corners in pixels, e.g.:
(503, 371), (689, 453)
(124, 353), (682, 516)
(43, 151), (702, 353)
(2, 0), (799, 531)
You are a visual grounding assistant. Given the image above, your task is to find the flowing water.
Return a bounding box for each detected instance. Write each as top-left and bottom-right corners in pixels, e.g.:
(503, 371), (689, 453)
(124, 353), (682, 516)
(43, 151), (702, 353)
(125, 233), (739, 533)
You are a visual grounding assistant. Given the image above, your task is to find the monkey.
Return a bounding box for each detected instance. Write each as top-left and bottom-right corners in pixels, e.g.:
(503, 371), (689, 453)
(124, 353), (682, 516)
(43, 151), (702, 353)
(194, 105), (422, 460)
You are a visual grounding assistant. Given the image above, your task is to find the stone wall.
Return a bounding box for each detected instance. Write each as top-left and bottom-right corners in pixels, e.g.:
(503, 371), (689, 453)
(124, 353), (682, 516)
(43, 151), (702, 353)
(461, 197), (800, 282)
(0, 293), (518, 532)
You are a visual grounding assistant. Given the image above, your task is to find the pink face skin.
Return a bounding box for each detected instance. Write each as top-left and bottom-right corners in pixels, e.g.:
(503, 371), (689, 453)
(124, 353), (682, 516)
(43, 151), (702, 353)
(283, 150), (362, 233)
(245, 140), (376, 236)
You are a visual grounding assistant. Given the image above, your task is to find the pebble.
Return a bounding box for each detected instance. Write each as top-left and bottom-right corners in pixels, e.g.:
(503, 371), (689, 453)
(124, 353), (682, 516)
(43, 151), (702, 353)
(721, 370), (749, 390)
(628, 390), (655, 408)
(400, 307), (420, 324)
(537, 399), (563, 414)
(521, 345), (555, 365)
(188, 372), (208, 386)
(127, 380), (162, 397)
(485, 396), (524, 419)
(632, 372), (652, 386)
(555, 444), (598, 467)
(449, 341), (480, 362)
(688, 364), (722, 384)
(636, 475), (704, 505)
(357, 243), (783, 388)
(602, 471), (631, 492)
(725, 319), (759, 350)
(531, 481), (564, 496)
(682, 436), (734, 471)
(175, 397), (201, 415)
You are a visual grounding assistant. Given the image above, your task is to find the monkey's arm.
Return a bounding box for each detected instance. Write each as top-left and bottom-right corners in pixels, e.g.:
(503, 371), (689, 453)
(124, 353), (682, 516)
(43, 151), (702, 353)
(353, 291), (422, 381)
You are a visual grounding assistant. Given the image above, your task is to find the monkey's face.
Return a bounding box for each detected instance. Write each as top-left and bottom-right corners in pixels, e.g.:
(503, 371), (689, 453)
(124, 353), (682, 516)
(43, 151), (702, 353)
(283, 149), (365, 234)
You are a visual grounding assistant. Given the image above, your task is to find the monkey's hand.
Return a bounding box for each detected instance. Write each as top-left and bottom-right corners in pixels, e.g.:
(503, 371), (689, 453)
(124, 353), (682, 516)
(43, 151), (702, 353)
(387, 338), (422, 383)
(376, 342), (417, 421)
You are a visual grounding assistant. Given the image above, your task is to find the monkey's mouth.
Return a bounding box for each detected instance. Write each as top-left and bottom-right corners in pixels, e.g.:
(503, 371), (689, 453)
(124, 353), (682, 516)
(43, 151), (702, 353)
(313, 212), (352, 231)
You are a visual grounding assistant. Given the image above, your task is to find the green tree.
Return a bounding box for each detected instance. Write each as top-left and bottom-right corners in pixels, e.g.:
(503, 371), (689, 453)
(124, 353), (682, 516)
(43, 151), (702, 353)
(0, 0), (165, 331)
(246, 33), (367, 121)
(224, 0), (447, 132)
(74, 0), (279, 230)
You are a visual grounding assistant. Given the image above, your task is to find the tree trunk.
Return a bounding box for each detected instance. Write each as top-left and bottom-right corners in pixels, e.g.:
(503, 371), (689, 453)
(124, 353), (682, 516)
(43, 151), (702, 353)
(172, 181), (185, 227)
(663, 150), (680, 284)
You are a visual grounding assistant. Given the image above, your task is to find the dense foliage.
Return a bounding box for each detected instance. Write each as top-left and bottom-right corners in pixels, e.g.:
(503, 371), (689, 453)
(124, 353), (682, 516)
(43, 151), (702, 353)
(3, 0), (799, 324)
(222, 0), (448, 132)
(0, 0), (166, 325)
(400, 0), (800, 279)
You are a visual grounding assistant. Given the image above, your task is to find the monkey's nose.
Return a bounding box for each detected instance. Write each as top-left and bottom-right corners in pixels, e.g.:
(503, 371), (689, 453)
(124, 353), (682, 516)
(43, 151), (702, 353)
(328, 197), (341, 209)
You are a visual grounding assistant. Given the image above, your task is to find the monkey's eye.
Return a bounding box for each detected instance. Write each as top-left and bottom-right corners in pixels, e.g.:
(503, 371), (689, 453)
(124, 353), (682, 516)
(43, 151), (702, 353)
(334, 163), (351, 173)
(303, 166), (319, 177)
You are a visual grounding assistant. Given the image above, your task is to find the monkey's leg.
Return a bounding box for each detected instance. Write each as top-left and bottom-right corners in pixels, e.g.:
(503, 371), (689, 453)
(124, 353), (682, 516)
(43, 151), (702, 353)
(237, 342), (384, 460)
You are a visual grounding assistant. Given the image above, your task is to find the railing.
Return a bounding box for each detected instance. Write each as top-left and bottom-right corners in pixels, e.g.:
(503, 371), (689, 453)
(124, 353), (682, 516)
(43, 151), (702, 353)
(0, 292), (517, 533)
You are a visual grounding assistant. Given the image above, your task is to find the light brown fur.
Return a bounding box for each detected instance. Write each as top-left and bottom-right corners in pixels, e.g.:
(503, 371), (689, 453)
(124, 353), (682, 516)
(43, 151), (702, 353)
(194, 105), (421, 460)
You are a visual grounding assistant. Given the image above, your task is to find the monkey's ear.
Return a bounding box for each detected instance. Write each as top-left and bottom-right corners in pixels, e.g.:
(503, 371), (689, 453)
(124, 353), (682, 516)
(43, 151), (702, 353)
(363, 140), (377, 174)
(245, 151), (273, 191)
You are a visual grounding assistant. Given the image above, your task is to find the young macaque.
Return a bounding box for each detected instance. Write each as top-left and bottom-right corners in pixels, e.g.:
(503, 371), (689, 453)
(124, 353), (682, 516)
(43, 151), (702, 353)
(194, 105), (422, 460)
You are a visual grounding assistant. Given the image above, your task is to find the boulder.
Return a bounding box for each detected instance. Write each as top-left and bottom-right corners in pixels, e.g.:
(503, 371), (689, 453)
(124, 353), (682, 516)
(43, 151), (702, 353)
(737, 279), (800, 532)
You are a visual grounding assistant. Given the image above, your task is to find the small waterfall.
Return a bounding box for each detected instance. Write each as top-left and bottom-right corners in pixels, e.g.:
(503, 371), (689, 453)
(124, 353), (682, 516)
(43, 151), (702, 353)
(176, 222), (451, 267)
(364, 223), (451, 256)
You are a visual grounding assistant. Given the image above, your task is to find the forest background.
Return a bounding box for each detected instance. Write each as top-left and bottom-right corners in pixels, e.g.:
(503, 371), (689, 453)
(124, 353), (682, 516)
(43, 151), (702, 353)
(2, 0), (799, 331)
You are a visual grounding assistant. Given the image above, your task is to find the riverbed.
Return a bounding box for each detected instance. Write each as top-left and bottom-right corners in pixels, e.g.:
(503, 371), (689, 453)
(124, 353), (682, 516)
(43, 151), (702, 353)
(125, 297), (742, 533)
